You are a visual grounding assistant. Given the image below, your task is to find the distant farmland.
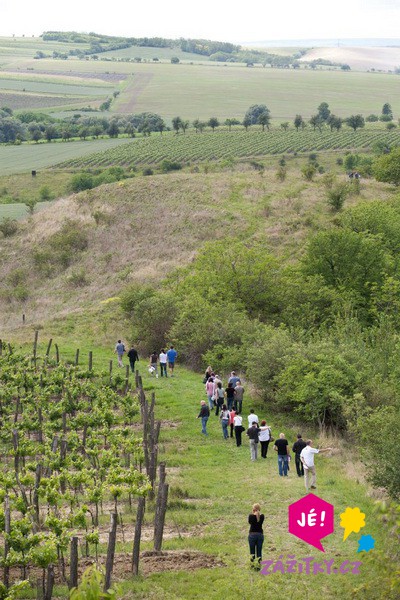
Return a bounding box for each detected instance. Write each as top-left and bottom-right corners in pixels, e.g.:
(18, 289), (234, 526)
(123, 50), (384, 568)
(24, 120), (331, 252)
(0, 137), (135, 176)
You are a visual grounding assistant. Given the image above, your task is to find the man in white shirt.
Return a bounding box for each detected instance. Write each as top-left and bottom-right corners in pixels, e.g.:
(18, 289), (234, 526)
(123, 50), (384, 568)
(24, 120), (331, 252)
(247, 409), (259, 427)
(300, 439), (332, 492)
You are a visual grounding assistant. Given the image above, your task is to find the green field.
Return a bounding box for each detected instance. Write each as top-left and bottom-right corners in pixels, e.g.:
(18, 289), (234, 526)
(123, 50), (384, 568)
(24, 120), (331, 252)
(1, 37), (400, 121)
(56, 127), (400, 169)
(0, 91), (86, 110)
(111, 62), (400, 120)
(0, 200), (53, 220)
(0, 76), (113, 96)
(0, 137), (135, 175)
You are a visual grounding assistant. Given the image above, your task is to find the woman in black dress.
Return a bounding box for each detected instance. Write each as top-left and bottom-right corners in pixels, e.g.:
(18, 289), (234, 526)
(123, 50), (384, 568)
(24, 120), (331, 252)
(248, 503), (264, 569)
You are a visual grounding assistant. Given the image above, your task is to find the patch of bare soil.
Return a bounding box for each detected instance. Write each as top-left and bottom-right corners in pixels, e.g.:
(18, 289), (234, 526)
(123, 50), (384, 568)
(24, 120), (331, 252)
(0, 550), (224, 587)
(116, 73), (153, 113)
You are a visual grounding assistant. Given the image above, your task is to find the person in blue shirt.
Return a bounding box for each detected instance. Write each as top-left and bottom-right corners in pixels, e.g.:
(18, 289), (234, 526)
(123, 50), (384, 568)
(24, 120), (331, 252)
(166, 345), (177, 376)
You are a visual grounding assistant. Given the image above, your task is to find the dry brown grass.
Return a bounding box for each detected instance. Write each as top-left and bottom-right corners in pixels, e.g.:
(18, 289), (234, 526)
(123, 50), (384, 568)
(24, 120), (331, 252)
(0, 165), (396, 336)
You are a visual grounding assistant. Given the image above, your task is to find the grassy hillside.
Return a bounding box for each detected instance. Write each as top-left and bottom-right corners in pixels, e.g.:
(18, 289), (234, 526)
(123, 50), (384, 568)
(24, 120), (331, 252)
(0, 165), (396, 338)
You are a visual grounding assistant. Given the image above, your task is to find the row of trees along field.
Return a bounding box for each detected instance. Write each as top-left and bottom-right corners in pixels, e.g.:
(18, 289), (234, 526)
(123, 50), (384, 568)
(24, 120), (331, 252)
(0, 102), (398, 144)
(0, 339), (170, 598)
(120, 196), (400, 502)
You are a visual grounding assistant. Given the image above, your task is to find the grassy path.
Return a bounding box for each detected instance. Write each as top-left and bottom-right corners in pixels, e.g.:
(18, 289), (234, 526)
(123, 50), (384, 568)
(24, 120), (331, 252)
(116, 364), (391, 599)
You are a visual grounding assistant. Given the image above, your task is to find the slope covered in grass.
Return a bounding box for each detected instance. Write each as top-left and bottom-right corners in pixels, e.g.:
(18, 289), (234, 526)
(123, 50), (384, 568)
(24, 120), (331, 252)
(0, 165), (396, 337)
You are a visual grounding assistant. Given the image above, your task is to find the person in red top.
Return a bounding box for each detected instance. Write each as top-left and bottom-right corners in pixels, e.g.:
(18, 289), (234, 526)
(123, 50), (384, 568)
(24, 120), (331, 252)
(229, 407), (236, 438)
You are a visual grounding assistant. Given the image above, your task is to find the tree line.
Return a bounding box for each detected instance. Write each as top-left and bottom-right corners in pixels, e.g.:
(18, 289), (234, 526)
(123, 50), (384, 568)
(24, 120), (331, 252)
(0, 101), (397, 144)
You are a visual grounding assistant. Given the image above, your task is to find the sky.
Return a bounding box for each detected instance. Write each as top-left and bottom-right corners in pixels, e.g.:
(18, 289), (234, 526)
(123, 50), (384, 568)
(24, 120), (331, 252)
(1, 0), (400, 43)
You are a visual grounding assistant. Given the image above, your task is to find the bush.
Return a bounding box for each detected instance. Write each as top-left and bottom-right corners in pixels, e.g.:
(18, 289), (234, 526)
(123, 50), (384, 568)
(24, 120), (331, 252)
(70, 173), (94, 193)
(379, 114), (393, 122)
(33, 219), (88, 274)
(276, 166), (287, 182)
(336, 157), (343, 166)
(0, 217), (18, 237)
(366, 114), (379, 122)
(301, 164), (317, 181)
(160, 160), (182, 173)
(39, 185), (53, 200)
(326, 183), (349, 211)
(66, 269), (90, 287)
(143, 168), (153, 176)
(387, 122), (397, 130)
(356, 406), (400, 500)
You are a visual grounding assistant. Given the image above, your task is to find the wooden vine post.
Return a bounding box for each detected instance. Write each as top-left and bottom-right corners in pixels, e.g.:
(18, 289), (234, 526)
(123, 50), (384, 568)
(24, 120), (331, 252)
(104, 512), (118, 592)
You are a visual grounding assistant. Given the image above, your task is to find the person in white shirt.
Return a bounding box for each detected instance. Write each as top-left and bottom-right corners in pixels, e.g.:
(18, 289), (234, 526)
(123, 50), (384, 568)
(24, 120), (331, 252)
(300, 439), (332, 491)
(233, 413), (244, 447)
(258, 420), (272, 458)
(159, 349), (168, 377)
(247, 409), (259, 427)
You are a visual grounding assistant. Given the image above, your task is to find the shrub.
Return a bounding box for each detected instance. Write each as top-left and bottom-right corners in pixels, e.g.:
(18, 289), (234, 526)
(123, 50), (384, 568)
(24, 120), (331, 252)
(387, 122), (397, 130)
(301, 164), (317, 181)
(379, 114), (392, 122)
(33, 220), (88, 274)
(336, 158), (343, 166)
(326, 183), (349, 211)
(39, 185), (53, 200)
(0, 217), (18, 237)
(143, 168), (153, 176)
(70, 173), (94, 192)
(276, 166), (287, 182)
(160, 160), (182, 173)
(25, 198), (37, 215)
(366, 114), (379, 122)
(66, 269), (90, 287)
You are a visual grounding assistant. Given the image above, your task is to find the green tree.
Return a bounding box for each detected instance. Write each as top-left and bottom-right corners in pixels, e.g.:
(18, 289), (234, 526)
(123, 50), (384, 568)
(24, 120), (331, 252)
(294, 114), (304, 131)
(244, 104), (270, 125)
(309, 114), (324, 132)
(303, 229), (389, 307)
(224, 118), (240, 131)
(172, 116), (182, 134)
(171, 56), (180, 64)
(317, 102), (331, 121)
(280, 122), (289, 131)
(242, 116), (251, 131)
(208, 117), (220, 132)
(382, 103), (393, 118)
(107, 121), (119, 138)
(373, 148), (400, 186)
(258, 111), (271, 131)
(180, 119), (189, 134)
(345, 114), (365, 132)
(327, 115), (342, 131)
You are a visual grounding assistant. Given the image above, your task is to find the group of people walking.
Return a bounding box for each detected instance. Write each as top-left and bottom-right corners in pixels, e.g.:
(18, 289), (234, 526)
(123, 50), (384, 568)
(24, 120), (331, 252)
(113, 341), (178, 378)
(197, 369), (332, 496)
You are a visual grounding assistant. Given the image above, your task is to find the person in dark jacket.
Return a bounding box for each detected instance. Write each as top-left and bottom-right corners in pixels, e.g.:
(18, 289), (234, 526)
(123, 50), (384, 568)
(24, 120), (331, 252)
(248, 503), (264, 569)
(292, 433), (307, 477)
(197, 400), (210, 435)
(127, 345), (139, 373)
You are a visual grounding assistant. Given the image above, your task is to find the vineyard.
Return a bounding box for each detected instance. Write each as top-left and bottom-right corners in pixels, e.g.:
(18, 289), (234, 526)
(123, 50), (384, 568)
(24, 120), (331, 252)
(57, 127), (400, 170)
(0, 338), (168, 599)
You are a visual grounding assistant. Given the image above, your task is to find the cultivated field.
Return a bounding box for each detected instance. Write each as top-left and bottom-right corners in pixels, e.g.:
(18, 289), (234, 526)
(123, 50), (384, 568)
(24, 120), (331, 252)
(1, 37), (400, 120)
(57, 127), (400, 170)
(0, 137), (134, 176)
(300, 46), (400, 72)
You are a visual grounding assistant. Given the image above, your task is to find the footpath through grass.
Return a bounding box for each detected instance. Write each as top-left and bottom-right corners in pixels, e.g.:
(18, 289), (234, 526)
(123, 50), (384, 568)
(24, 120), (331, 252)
(117, 366), (393, 599)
